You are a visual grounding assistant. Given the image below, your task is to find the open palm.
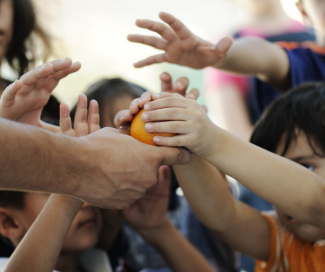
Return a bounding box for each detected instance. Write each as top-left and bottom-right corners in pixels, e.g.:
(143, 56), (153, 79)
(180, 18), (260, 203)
(0, 58), (81, 129)
(128, 12), (233, 69)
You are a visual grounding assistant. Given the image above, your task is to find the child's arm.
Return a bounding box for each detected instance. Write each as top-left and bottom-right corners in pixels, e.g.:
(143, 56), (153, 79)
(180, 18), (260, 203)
(3, 195), (84, 272)
(124, 166), (215, 272)
(3, 95), (100, 272)
(0, 58), (81, 132)
(173, 155), (271, 261)
(141, 94), (325, 229)
(128, 12), (289, 89)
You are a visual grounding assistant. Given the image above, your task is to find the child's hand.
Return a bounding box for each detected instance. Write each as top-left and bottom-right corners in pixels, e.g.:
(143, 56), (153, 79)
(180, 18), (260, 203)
(141, 93), (216, 158)
(0, 58), (81, 132)
(128, 12), (233, 69)
(123, 165), (170, 234)
(114, 72), (203, 128)
(60, 94), (100, 137)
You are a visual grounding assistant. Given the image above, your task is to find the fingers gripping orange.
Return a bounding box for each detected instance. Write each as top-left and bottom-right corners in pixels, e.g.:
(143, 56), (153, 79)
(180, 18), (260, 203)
(130, 109), (175, 146)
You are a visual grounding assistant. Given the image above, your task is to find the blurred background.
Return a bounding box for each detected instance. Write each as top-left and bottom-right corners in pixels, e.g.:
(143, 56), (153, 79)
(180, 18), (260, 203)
(2, 0), (301, 108)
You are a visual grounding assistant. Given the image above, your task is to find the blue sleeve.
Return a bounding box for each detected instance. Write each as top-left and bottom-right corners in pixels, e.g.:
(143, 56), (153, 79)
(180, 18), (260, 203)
(286, 48), (325, 86)
(252, 48), (325, 116)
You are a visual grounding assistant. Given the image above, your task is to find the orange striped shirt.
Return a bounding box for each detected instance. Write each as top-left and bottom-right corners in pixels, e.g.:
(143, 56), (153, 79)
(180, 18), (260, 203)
(255, 212), (325, 272)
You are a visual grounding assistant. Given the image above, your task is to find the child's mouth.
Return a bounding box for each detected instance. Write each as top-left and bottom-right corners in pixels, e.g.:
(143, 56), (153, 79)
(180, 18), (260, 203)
(78, 217), (97, 228)
(287, 215), (300, 224)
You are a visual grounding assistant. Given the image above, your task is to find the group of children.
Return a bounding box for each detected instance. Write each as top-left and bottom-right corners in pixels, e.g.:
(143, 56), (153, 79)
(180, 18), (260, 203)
(1, 0), (325, 271)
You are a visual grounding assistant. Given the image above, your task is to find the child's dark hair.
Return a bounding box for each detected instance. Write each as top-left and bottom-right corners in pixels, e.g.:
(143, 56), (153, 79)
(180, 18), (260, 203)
(250, 82), (325, 156)
(6, 0), (52, 76)
(71, 78), (146, 128)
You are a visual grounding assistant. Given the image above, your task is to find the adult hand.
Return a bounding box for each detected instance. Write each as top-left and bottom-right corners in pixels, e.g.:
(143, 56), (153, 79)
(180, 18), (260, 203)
(72, 127), (190, 208)
(128, 12), (233, 69)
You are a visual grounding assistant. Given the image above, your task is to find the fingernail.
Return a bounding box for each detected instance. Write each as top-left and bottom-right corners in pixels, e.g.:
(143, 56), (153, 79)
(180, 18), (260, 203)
(145, 123), (152, 131)
(152, 93), (161, 99)
(153, 137), (160, 144)
(144, 104), (150, 110)
(123, 110), (129, 117)
(142, 113), (149, 121)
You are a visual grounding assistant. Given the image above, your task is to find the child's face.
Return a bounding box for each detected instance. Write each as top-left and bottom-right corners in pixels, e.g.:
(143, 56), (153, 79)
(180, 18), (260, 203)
(102, 95), (135, 128)
(298, 0), (325, 38)
(0, 0), (13, 60)
(275, 132), (325, 242)
(15, 193), (103, 252)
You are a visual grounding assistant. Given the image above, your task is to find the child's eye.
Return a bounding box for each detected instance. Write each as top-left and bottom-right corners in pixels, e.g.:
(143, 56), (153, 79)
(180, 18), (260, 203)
(301, 164), (314, 171)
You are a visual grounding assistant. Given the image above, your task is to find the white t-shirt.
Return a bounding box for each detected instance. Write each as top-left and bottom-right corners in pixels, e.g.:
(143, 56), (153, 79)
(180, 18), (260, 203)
(0, 248), (113, 272)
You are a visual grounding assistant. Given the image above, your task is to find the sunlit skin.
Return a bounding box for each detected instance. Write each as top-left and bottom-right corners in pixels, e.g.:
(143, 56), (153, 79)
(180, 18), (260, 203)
(275, 132), (325, 242)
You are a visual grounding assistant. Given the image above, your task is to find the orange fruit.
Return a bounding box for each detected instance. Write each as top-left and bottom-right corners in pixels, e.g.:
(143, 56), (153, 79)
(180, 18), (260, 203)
(130, 109), (176, 146)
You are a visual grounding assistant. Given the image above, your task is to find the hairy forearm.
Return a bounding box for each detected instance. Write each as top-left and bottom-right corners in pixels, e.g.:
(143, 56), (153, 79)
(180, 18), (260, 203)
(0, 118), (82, 195)
(3, 195), (83, 272)
(206, 127), (325, 228)
(139, 221), (215, 272)
(214, 37), (289, 89)
(173, 155), (236, 232)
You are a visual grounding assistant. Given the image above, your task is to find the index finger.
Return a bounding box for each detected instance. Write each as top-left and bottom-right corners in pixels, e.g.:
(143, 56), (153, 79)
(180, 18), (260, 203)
(19, 62), (53, 86)
(159, 12), (192, 40)
(135, 18), (177, 42)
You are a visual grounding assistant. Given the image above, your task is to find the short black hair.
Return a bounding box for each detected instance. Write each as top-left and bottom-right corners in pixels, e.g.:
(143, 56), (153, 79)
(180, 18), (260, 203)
(71, 78), (146, 128)
(250, 82), (325, 156)
(6, 0), (52, 76)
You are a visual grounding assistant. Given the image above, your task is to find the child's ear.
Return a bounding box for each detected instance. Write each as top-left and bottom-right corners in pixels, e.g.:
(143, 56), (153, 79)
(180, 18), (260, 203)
(296, 2), (311, 26)
(0, 208), (24, 244)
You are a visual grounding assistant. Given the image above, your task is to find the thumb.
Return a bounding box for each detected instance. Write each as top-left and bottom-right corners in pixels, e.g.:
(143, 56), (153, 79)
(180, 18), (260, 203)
(215, 36), (233, 55)
(157, 147), (190, 166)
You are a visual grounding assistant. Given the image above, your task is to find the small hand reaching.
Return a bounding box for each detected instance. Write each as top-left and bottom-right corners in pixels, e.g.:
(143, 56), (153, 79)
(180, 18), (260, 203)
(114, 72), (206, 128)
(123, 165), (171, 234)
(0, 58), (81, 132)
(128, 12), (233, 69)
(60, 94), (100, 137)
(141, 92), (215, 158)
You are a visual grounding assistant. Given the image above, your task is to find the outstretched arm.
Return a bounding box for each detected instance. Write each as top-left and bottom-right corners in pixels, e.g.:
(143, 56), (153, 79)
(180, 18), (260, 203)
(139, 94), (325, 229)
(124, 166), (216, 272)
(3, 195), (83, 272)
(3, 95), (100, 272)
(128, 12), (289, 89)
(173, 155), (271, 261)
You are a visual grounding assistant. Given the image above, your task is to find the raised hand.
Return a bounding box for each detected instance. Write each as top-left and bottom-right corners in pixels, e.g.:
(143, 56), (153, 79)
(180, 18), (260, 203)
(0, 58), (81, 131)
(160, 72), (207, 113)
(114, 72), (203, 128)
(60, 94), (100, 137)
(123, 165), (170, 232)
(128, 12), (233, 69)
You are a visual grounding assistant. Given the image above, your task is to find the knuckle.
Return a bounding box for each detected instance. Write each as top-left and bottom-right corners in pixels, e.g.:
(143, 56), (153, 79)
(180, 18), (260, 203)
(168, 108), (177, 118)
(170, 121), (179, 131)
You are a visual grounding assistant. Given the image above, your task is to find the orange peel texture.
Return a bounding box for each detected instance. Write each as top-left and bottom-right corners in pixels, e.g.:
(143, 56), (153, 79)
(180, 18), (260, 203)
(130, 109), (176, 146)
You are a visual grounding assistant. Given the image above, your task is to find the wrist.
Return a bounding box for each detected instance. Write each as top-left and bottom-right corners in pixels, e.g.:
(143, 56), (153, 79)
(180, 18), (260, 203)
(137, 220), (173, 246)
